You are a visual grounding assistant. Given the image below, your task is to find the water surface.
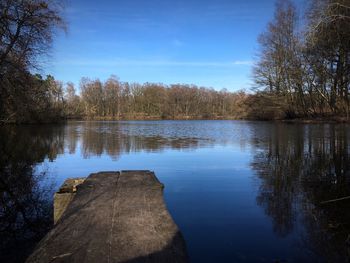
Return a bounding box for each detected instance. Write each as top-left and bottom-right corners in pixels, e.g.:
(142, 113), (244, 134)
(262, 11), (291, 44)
(0, 121), (349, 262)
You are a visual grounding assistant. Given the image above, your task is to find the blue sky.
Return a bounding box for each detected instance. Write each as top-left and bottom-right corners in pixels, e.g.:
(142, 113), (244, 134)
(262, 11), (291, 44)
(44, 0), (301, 91)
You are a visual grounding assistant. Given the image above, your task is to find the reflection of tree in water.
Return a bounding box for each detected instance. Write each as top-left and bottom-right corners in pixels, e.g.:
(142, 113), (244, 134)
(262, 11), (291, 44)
(0, 122), (207, 262)
(65, 122), (207, 160)
(251, 124), (350, 261)
(0, 125), (64, 263)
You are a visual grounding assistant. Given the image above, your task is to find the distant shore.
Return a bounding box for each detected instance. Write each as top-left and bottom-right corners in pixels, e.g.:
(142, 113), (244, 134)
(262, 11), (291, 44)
(280, 117), (350, 124)
(69, 115), (350, 123)
(2, 116), (349, 125)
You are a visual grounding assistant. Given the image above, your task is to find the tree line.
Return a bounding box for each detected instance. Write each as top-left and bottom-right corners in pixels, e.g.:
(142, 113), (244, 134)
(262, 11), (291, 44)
(64, 76), (248, 120)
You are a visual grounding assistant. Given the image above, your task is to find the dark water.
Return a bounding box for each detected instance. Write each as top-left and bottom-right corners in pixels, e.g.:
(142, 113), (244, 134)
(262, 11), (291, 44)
(0, 120), (349, 262)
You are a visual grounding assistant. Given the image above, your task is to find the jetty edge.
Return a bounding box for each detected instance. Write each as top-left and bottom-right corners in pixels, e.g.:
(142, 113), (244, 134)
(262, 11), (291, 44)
(26, 170), (189, 263)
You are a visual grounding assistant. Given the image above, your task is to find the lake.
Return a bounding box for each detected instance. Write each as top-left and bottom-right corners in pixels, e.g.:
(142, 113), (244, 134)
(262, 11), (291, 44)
(0, 120), (349, 262)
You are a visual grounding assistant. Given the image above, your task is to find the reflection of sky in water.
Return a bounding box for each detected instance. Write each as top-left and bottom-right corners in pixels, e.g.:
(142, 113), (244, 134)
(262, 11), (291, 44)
(36, 121), (255, 186)
(32, 121), (350, 262)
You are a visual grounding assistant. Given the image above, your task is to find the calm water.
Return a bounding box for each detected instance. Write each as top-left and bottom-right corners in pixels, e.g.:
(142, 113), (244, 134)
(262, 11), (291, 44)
(1, 120), (349, 262)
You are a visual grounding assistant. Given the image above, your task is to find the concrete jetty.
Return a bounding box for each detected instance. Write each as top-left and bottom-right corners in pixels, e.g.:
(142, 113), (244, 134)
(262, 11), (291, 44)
(26, 171), (188, 263)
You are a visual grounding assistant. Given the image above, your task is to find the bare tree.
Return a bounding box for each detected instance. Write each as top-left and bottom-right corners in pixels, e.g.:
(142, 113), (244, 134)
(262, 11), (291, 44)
(104, 75), (121, 118)
(305, 0), (350, 116)
(0, 0), (66, 123)
(253, 0), (302, 117)
(0, 0), (65, 70)
(64, 82), (81, 118)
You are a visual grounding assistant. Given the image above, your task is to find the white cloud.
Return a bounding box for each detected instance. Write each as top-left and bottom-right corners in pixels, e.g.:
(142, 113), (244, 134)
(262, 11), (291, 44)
(57, 59), (253, 68)
(232, 60), (253, 65)
(172, 39), (185, 47)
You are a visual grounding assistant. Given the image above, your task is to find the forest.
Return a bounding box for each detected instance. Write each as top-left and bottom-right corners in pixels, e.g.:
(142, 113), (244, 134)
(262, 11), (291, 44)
(0, 0), (349, 123)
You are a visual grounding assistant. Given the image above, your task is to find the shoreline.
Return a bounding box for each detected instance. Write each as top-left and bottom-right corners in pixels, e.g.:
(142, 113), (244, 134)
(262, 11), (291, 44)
(1, 116), (349, 125)
(73, 116), (350, 124)
(280, 117), (349, 124)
